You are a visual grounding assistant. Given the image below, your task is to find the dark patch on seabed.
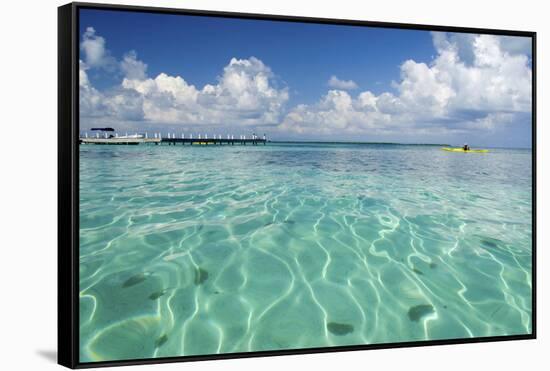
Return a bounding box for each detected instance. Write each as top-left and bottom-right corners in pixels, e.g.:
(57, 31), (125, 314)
(408, 304), (435, 322)
(155, 334), (168, 347)
(149, 289), (167, 300)
(481, 239), (499, 249)
(194, 267), (209, 285)
(327, 322), (354, 335)
(122, 272), (150, 288)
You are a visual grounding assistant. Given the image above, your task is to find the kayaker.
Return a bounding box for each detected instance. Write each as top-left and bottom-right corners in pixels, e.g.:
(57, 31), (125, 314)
(463, 143), (470, 151)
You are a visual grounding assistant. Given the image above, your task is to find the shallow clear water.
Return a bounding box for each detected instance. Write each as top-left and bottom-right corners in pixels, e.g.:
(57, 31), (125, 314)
(79, 143), (532, 362)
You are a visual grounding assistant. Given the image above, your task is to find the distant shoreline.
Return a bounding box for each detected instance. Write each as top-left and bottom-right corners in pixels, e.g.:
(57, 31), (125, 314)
(268, 140), (450, 146)
(267, 141), (532, 150)
(78, 137), (533, 150)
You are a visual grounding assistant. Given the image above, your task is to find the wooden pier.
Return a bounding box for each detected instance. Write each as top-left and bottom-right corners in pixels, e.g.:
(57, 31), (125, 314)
(80, 137), (161, 145)
(80, 132), (267, 146)
(159, 138), (266, 145)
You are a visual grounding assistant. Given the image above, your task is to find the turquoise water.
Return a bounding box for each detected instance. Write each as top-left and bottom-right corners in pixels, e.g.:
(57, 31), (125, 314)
(79, 143), (532, 362)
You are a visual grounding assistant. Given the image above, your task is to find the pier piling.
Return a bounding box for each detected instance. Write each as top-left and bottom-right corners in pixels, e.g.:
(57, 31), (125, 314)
(80, 131), (267, 146)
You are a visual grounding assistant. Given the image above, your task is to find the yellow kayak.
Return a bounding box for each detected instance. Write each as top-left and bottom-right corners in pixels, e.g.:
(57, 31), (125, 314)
(442, 147), (488, 153)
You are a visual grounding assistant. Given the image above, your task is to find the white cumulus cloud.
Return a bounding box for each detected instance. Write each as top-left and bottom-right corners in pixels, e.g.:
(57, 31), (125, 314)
(328, 75), (358, 90)
(279, 32), (532, 140)
(79, 28), (288, 129)
(118, 56), (288, 126)
(80, 59), (145, 121)
(120, 51), (148, 80)
(79, 27), (532, 144)
(80, 27), (116, 70)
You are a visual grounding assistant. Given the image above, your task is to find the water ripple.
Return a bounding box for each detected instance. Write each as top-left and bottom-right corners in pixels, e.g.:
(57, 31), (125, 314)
(79, 144), (532, 361)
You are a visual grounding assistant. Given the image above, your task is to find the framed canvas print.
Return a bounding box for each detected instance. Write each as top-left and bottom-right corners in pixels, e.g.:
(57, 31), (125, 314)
(58, 2), (536, 368)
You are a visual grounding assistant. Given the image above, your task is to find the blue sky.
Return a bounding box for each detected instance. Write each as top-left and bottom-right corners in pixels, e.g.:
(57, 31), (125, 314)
(79, 8), (533, 148)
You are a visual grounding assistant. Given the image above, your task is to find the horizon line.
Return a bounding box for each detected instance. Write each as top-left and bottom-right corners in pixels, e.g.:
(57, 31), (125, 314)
(267, 140), (532, 150)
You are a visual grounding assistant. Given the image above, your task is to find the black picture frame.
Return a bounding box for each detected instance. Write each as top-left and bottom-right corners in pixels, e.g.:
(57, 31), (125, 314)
(58, 2), (537, 368)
